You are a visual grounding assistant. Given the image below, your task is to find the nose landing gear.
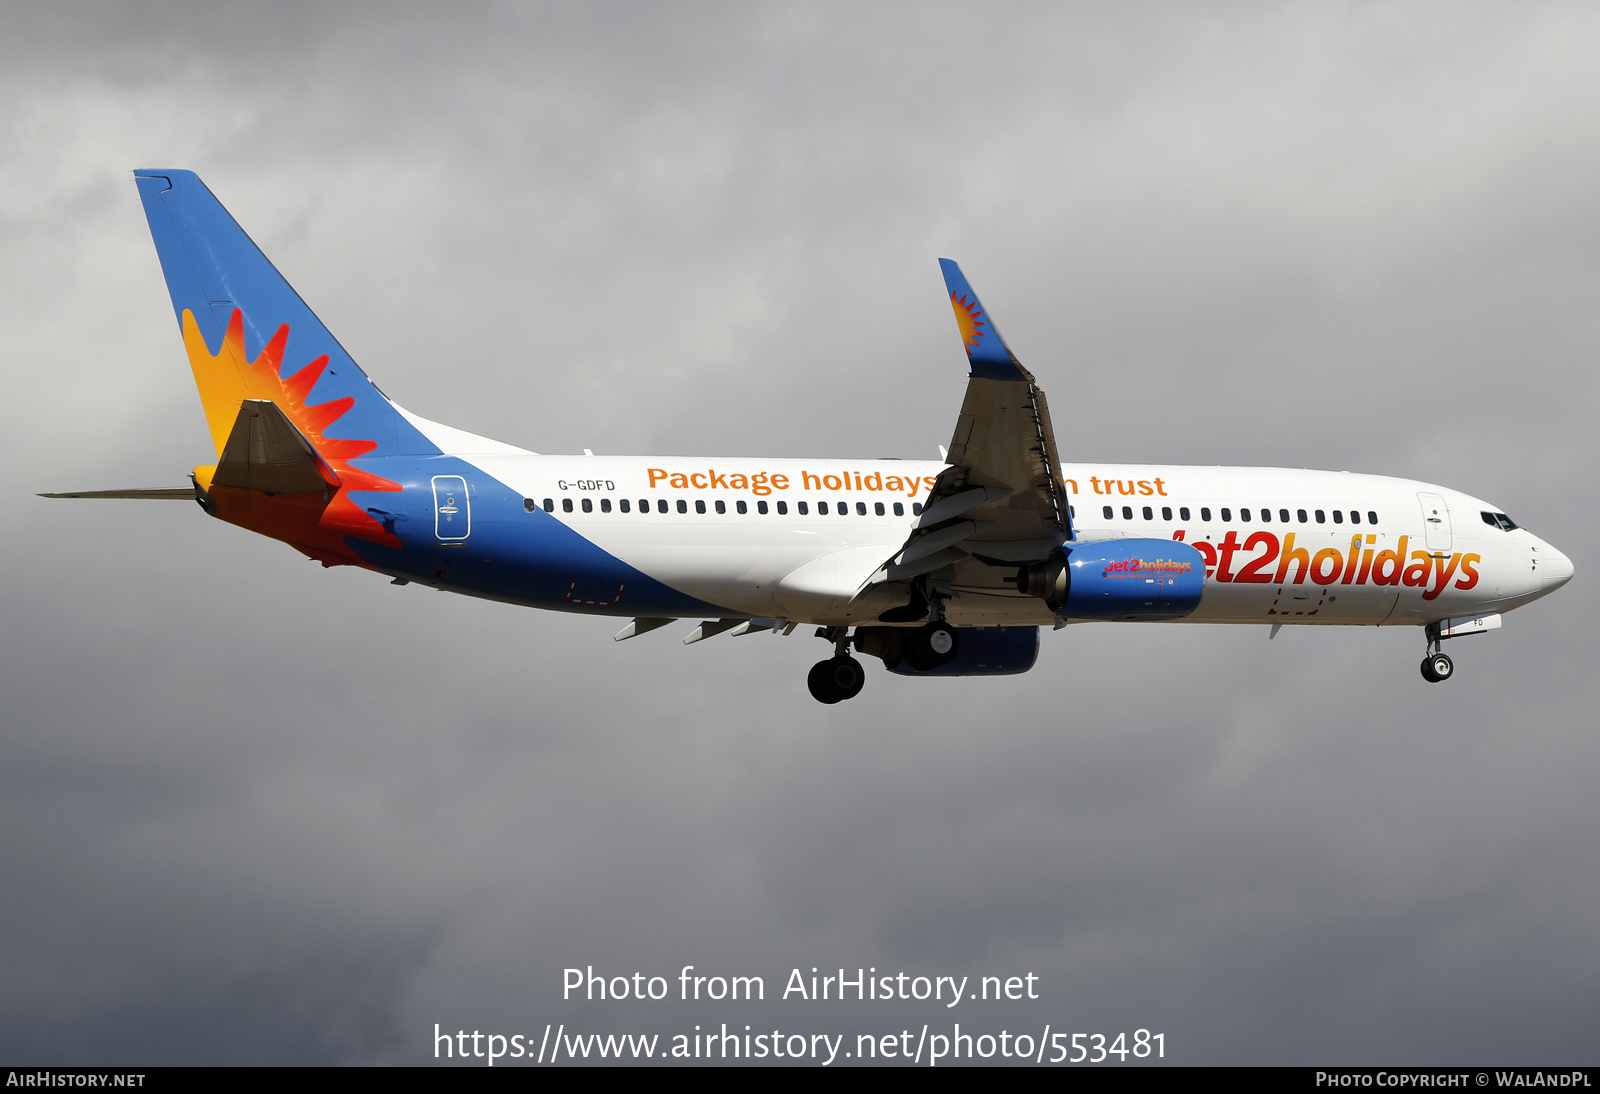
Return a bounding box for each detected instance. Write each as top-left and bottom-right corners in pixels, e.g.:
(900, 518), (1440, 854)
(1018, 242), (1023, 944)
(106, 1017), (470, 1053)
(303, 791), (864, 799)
(1419, 622), (1454, 683)
(1420, 652), (1454, 683)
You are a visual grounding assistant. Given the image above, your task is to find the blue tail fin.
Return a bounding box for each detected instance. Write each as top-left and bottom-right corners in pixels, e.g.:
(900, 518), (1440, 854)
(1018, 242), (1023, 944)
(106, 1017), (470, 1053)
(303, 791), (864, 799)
(134, 169), (432, 458)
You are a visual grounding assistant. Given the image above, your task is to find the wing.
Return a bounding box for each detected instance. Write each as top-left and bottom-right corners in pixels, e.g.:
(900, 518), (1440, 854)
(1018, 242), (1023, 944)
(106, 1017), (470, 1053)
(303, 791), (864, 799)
(874, 261), (1071, 591)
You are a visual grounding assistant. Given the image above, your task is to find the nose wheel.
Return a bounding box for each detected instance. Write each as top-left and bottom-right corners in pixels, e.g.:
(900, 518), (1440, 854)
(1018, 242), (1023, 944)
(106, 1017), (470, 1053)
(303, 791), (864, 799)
(1420, 652), (1454, 683)
(1419, 623), (1454, 683)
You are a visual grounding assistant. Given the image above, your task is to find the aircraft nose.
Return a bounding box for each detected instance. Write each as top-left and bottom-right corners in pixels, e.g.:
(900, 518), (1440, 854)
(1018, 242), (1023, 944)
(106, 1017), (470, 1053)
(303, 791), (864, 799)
(1542, 544), (1574, 590)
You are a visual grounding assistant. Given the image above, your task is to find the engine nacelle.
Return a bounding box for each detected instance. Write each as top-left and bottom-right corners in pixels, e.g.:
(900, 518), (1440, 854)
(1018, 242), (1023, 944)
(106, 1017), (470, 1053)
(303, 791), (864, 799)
(857, 626), (1041, 677)
(1015, 538), (1205, 621)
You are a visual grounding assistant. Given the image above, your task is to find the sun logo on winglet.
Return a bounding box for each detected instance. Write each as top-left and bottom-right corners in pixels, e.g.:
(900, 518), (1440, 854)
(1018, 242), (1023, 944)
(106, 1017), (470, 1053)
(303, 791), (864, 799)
(950, 291), (986, 355)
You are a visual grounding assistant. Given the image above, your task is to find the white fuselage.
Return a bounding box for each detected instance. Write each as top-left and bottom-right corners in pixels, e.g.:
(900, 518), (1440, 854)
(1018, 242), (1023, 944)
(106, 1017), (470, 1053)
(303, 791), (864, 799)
(449, 449), (1571, 628)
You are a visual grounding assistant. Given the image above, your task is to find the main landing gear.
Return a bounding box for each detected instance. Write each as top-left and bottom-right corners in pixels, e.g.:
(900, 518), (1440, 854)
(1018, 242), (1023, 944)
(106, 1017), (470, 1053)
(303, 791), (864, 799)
(806, 617), (964, 703)
(808, 655), (865, 704)
(1419, 622), (1454, 683)
(808, 626), (865, 704)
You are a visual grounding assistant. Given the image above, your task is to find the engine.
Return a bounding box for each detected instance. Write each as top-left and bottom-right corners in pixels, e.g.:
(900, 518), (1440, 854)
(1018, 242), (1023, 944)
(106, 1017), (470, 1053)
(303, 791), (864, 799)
(1015, 538), (1205, 621)
(856, 625), (1041, 677)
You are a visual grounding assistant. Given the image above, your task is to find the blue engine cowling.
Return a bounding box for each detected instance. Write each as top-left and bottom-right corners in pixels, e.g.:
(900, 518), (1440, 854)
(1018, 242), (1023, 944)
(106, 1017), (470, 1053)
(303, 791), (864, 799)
(1016, 538), (1205, 621)
(858, 626), (1041, 677)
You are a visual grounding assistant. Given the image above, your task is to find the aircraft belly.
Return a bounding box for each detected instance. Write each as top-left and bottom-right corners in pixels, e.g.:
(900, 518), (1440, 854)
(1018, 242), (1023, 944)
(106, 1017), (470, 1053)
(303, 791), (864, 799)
(1186, 580), (1403, 625)
(574, 522), (905, 620)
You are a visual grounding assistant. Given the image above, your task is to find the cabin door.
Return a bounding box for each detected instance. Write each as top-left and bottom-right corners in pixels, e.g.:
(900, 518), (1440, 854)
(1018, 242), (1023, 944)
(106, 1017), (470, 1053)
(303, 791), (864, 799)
(432, 475), (471, 541)
(1417, 492), (1451, 554)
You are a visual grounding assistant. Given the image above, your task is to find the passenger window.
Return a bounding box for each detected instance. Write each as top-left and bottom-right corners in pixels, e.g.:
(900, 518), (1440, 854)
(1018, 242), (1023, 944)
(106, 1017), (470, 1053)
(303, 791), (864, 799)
(1367, 511), (1378, 525)
(736, 500), (747, 514)
(1261, 508), (1271, 523)
(912, 502), (923, 515)
(1221, 508), (1232, 522)
(562, 498), (573, 513)
(523, 498), (536, 512)
(1240, 508), (1251, 522)
(838, 500), (848, 515)
(857, 502), (867, 516)
(874, 502), (885, 516)
(658, 499), (669, 513)
(1279, 509), (1289, 523)
(620, 499), (631, 513)
(1068, 505), (1076, 520)
(1333, 509), (1343, 524)
(695, 500), (706, 514)
(757, 500), (769, 515)
(676, 500), (687, 514)
(893, 502), (904, 516)
(819, 501), (829, 515)
(1201, 507), (1211, 521)
(798, 501), (808, 515)
(1162, 506), (1172, 521)
(601, 498), (612, 513)
(714, 500), (725, 514)
(1315, 510), (1325, 523)
(543, 498), (554, 512)
(581, 498), (593, 513)
(1350, 510), (1360, 524)
(1142, 506), (1153, 520)
(1180, 507), (1191, 520)
(1122, 506), (1133, 520)
(1103, 505), (1114, 519)
(1297, 509), (1307, 523)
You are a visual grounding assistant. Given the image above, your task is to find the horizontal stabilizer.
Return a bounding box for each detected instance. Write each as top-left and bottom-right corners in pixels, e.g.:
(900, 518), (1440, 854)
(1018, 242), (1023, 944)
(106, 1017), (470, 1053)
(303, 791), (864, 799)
(39, 488), (195, 500)
(213, 399), (339, 494)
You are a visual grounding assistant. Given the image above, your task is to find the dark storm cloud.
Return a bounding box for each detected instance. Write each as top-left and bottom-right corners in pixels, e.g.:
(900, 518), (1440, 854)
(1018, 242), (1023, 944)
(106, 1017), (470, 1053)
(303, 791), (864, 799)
(1, 1), (1596, 1065)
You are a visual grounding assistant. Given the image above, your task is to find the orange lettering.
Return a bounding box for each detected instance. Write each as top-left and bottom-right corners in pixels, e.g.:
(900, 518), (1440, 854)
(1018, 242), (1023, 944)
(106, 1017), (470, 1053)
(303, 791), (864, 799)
(1310, 548), (1343, 585)
(1341, 535), (1362, 583)
(1234, 531), (1279, 583)
(1275, 533), (1311, 584)
(1402, 550), (1432, 587)
(1372, 536), (1408, 586)
(1422, 553), (1462, 600)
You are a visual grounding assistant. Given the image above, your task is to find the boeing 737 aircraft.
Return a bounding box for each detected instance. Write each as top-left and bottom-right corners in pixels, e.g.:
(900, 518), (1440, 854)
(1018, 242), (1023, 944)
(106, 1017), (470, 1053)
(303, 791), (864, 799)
(44, 170), (1574, 703)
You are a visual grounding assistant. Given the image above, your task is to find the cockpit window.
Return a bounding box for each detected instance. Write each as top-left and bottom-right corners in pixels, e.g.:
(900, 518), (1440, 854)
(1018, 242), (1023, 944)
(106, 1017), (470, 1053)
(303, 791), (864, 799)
(1481, 511), (1518, 531)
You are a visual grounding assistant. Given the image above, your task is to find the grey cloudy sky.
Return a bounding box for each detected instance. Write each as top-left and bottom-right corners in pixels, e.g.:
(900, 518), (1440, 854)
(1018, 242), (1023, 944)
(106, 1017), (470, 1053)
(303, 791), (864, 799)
(1, 1), (1596, 1066)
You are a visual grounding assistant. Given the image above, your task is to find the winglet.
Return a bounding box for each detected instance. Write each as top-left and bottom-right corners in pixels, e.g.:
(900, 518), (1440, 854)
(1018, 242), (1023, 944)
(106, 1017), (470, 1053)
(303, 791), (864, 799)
(938, 259), (1030, 383)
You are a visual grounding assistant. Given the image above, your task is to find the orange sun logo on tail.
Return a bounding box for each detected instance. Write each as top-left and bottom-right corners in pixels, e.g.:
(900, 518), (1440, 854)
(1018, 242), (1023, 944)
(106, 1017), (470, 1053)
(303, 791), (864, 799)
(183, 309), (402, 564)
(950, 292), (986, 355)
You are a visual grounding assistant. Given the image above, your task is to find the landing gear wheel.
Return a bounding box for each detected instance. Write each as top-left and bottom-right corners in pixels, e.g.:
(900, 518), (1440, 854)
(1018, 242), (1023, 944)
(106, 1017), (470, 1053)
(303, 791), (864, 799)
(904, 622), (961, 671)
(1420, 652), (1454, 683)
(808, 656), (866, 704)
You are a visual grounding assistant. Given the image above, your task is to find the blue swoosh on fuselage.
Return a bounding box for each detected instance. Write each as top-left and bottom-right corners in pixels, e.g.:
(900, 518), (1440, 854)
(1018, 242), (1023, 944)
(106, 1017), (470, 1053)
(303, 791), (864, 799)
(345, 456), (728, 618)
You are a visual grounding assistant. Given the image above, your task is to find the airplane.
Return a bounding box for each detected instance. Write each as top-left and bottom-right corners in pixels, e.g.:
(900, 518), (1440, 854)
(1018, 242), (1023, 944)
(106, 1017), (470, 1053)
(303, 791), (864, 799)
(42, 170), (1575, 704)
